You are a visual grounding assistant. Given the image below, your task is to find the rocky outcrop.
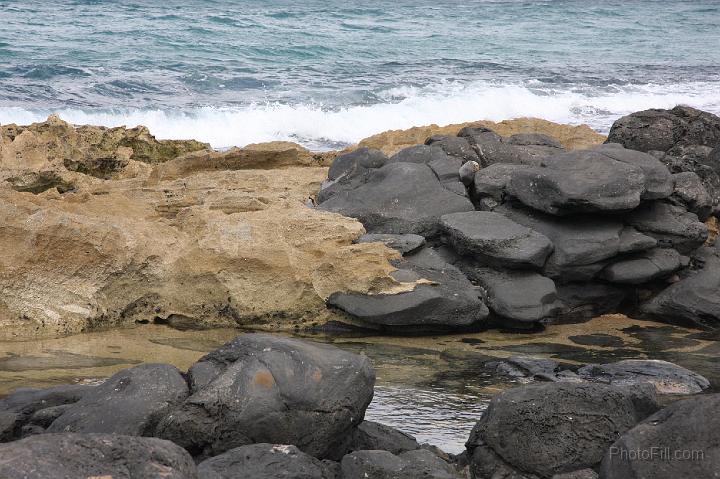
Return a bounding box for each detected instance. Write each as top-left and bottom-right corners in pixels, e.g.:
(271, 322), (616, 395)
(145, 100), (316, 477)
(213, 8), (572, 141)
(320, 110), (720, 330)
(0, 114), (209, 179)
(466, 382), (660, 478)
(3, 110), (720, 337)
(0, 117), (422, 339)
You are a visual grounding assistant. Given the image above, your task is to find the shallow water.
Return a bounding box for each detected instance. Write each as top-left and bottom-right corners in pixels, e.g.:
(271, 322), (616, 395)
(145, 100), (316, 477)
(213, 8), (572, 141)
(1, 315), (718, 453)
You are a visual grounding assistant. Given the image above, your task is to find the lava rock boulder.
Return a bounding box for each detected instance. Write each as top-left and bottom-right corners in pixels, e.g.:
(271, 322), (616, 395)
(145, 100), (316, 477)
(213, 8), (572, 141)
(47, 363), (188, 436)
(0, 433), (198, 479)
(155, 334), (375, 459)
(198, 443), (339, 479)
(466, 382), (659, 478)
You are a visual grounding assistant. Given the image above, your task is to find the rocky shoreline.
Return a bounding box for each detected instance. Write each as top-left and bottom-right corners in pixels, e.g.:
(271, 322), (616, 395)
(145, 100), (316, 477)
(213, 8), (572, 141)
(0, 333), (717, 478)
(2, 106), (720, 478)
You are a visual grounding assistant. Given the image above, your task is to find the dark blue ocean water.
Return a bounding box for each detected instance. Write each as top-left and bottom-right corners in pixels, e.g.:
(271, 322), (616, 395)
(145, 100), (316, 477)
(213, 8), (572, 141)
(1, 0), (719, 148)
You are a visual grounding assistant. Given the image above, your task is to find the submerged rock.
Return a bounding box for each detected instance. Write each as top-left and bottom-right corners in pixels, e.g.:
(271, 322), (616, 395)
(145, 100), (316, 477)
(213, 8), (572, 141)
(600, 393), (720, 479)
(155, 334), (375, 459)
(198, 443), (338, 479)
(577, 359), (710, 394)
(0, 433), (197, 479)
(466, 382), (659, 479)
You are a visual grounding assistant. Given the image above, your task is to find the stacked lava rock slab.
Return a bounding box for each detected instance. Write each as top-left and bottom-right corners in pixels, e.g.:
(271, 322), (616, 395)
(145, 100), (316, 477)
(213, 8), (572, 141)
(319, 107), (720, 331)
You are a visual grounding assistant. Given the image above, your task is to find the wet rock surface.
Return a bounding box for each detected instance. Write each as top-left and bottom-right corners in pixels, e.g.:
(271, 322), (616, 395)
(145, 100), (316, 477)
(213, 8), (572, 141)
(576, 359), (710, 394)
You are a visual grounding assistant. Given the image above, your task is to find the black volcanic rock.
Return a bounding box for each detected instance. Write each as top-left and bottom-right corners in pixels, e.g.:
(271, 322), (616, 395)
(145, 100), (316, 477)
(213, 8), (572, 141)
(328, 247), (488, 329)
(198, 443), (338, 479)
(341, 449), (459, 479)
(47, 364), (188, 436)
(600, 248), (682, 284)
(625, 201), (708, 253)
(156, 334), (375, 459)
(465, 266), (561, 322)
(600, 393), (720, 479)
(318, 161), (474, 236)
(440, 211), (553, 268)
(606, 105), (720, 156)
(0, 433), (197, 479)
(642, 247), (720, 329)
(506, 147), (647, 215)
(355, 233), (426, 255)
(466, 382), (659, 479)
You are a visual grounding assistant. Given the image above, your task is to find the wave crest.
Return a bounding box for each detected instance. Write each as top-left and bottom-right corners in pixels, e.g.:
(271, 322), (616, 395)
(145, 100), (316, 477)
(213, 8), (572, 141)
(2, 81), (719, 150)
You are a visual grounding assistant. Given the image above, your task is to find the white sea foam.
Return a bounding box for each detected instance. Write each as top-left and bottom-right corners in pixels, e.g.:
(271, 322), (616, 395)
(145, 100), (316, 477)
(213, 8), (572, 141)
(2, 81), (719, 150)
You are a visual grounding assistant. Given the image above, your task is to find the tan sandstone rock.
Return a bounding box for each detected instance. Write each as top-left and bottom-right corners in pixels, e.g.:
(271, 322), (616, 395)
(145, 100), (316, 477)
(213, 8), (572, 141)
(355, 117), (606, 156)
(0, 114), (209, 179)
(0, 117), (416, 339)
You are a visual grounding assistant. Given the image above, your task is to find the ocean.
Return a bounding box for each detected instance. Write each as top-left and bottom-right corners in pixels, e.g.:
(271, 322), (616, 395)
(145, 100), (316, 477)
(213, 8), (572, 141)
(1, 0), (719, 149)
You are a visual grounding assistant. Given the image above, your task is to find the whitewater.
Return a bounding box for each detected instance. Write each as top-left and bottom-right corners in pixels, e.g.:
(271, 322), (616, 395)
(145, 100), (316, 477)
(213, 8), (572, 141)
(3, 80), (720, 150)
